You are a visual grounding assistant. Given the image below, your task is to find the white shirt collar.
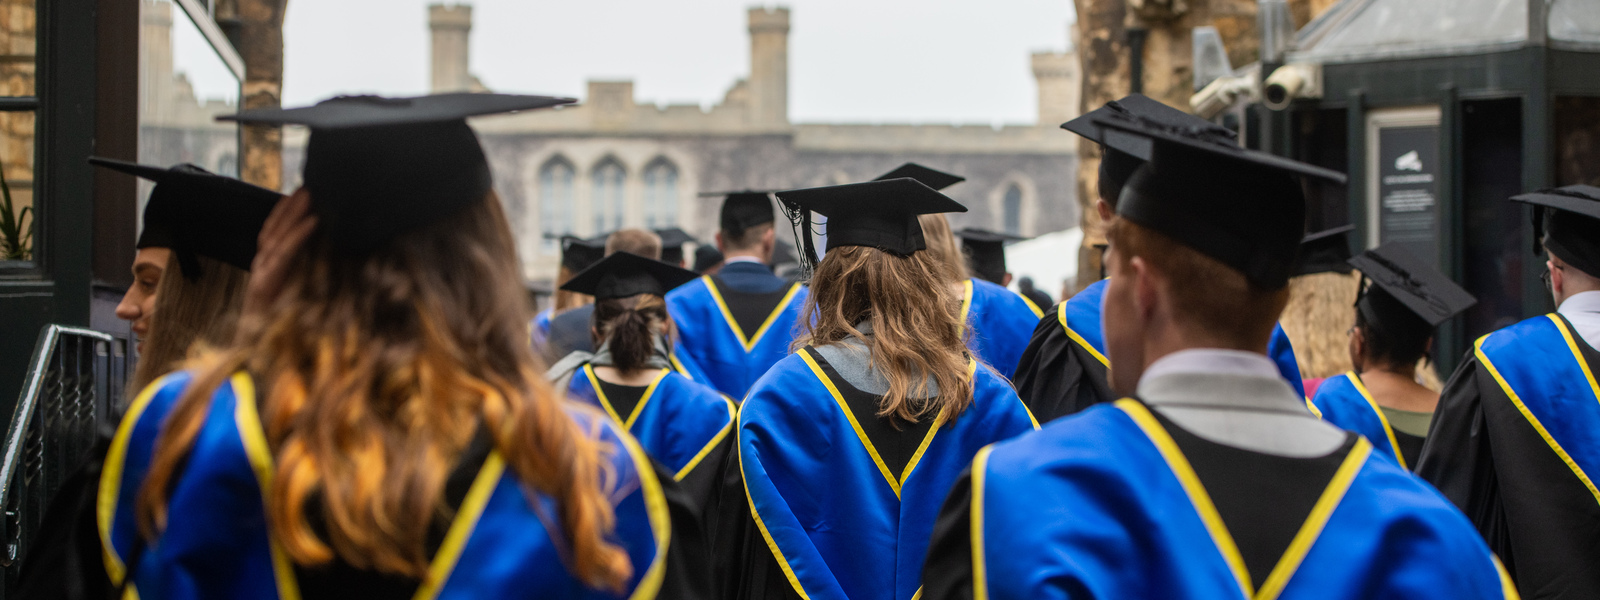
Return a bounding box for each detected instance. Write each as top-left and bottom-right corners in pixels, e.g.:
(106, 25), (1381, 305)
(1137, 348), (1282, 391)
(722, 255), (765, 266)
(1559, 290), (1600, 316)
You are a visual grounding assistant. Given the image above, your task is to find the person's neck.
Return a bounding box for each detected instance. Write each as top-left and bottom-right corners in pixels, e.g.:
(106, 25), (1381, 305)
(592, 365), (661, 386)
(1357, 365), (1438, 413)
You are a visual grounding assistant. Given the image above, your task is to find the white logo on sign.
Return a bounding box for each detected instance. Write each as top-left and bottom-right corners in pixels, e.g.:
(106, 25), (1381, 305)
(1395, 150), (1423, 172)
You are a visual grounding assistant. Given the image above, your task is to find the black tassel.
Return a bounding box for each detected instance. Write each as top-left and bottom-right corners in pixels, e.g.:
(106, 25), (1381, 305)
(779, 198), (818, 282)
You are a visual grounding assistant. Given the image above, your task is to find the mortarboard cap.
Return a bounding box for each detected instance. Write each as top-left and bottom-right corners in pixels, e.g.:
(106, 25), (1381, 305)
(1294, 225), (1356, 276)
(692, 245), (724, 273)
(1348, 243), (1476, 342)
(546, 233), (607, 273)
(709, 190), (776, 236)
(221, 93), (574, 254)
(956, 228), (1026, 285)
(775, 178), (966, 276)
(89, 157), (281, 279)
(1092, 110), (1346, 290)
(1510, 185), (1600, 278)
(873, 163), (966, 191)
(1063, 94), (1237, 205)
(560, 251), (701, 301)
(654, 227), (695, 266)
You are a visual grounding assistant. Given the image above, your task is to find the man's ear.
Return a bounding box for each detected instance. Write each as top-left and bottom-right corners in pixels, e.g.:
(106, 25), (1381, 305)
(715, 231), (727, 253)
(1096, 199), (1114, 223)
(1001, 273), (1013, 287)
(1130, 256), (1157, 318)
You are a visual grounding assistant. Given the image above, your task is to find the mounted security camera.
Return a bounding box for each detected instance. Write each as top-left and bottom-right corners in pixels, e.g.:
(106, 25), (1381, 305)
(1263, 63), (1322, 111)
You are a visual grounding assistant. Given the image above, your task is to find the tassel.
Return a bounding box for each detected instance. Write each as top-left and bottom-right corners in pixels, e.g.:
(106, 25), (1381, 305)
(780, 197), (818, 282)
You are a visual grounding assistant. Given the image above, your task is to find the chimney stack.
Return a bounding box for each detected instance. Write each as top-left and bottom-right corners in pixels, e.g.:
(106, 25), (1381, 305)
(747, 7), (790, 129)
(429, 4), (473, 93)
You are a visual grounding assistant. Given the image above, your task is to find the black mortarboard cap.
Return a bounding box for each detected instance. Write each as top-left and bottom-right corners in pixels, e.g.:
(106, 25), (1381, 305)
(1063, 94), (1236, 205)
(559, 251), (701, 300)
(1093, 111), (1346, 290)
(692, 245), (724, 273)
(710, 191), (776, 235)
(873, 163), (966, 191)
(654, 227), (695, 266)
(956, 228), (1026, 285)
(89, 157), (281, 279)
(1510, 185), (1600, 278)
(775, 178), (967, 268)
(548, 233), (607, 273)
(1348, 242), (1476, 328)
(220, 93), (574, 254)
(1294, 225), (1356, 276)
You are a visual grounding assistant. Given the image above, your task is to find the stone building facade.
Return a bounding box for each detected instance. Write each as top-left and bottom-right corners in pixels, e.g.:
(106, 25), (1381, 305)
(289, 5), (1081, 283)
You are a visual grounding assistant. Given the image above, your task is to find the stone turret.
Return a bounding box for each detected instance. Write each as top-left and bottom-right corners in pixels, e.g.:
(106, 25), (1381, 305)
(746, 7), (790, 130)
(1030, 25), (1081, 127)
(429, 4), (473, 93)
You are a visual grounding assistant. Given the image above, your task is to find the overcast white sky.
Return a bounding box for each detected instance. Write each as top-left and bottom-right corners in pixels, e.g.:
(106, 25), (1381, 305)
(282, 0), (1076, 126)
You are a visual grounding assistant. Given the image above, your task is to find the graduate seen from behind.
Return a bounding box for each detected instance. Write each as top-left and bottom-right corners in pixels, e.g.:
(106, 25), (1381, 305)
(546, 251), (736, 512)
(667, 191), (807, 399)
(15, 159), (283, 598)
(922, 110), (1514, 600)
(1417, 184), (1600, 599)
(719, 178), (1037, 600)
(97, 94), (703, 599)
(1012, 94), (1304, 422)
(546, 229), (710, 382)
(1309, 242), (1475, 469)
(537, 233), (606, 362)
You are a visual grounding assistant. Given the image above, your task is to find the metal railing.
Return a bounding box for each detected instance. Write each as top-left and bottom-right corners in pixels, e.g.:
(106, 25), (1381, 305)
(0, 325), (128, 576)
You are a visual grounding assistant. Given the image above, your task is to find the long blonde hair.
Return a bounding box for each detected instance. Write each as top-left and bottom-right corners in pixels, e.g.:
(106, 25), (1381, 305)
(796, 246), (974, 422)
(130, 254), (250, 393)
(136, 194), (632, 589)
(916, 213), (968, 283)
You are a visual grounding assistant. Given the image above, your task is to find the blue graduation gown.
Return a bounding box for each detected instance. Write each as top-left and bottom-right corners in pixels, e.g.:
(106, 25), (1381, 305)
(565, 364), (736, 483)
(99, 371), (675, 599)
(1309, 372), (1417, 468)
(532, 308), (553, 350)
(931, 399), (1515, 600)
(1013, 278), (1306, 422)
(1417, 313), (1600, 598)
(733, 349), (1038, 600)
(666, 276), (807, 399)
(960, 278), (1044, 380)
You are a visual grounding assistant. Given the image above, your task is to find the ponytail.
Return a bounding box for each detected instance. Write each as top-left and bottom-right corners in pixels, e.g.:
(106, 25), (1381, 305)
(591, 294), (672, 371)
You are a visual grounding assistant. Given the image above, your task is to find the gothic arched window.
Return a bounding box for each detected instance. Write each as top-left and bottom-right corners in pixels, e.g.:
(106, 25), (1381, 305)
(1002, 184), (1023, 235)
(540, 156), (576, 251)
(592, 158), (626, 233)
(643, 158), (679, 229)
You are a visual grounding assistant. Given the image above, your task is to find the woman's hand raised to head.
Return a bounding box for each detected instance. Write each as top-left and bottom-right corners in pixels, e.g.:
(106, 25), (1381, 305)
(239, 188), (317, 340)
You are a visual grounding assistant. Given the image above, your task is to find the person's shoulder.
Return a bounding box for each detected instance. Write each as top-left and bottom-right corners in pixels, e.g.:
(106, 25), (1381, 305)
(664, 275), (711, 303)
(982, 402), (1139, 469)
(1477, 312), (1563, 349)
(662, 370), (737, 411)
(1342, 452), (1496, 547)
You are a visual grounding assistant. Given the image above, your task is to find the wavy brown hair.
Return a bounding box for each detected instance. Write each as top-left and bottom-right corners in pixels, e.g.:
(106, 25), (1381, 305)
(916, 213), (968, 284)
(130, 254), (251, 393)
(591, 294), (674, 372)
(795, 246), (974, 422)
(134, 194), (633, 589)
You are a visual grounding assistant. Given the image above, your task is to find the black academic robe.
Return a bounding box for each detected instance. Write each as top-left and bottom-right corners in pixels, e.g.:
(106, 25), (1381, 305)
(1416, 313), (1600, 599)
